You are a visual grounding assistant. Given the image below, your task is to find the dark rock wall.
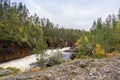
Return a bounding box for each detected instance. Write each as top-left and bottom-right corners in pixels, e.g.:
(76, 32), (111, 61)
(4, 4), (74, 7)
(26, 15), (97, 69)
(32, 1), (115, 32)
(0, 40), (32, 63)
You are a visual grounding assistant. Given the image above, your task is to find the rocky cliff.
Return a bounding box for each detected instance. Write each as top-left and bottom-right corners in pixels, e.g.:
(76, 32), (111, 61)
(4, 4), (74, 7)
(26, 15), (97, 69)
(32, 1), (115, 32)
(0, 40), (32, 62)
(1, 57), (120, 80)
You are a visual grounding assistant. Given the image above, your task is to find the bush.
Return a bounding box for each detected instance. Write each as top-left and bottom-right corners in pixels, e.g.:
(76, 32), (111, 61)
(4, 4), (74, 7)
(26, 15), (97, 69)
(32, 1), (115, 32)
(75, 42), (106, 59)
(94, 44), (105, 56)
(45, 49), (64, 67)
(76, 50), (84, 59)
(36, 58), (47, 68)
(52, 49), (63, 61)
(75, 36), (91, 59)
(33, 37), (47, 67)
(36, 49), (64, 67)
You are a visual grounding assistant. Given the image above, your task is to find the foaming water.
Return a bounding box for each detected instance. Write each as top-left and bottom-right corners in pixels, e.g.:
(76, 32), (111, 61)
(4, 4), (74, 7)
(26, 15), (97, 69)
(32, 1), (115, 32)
(0, 47), (72, 71)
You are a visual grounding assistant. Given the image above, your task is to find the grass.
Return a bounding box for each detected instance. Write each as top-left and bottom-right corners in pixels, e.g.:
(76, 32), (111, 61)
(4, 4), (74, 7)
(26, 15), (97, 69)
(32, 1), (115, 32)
(6, 67), (21, 73)
(0, 67), (4, 70)
(0, 67), (21, 77)
(91, 55), (105, 59)
(116, 52), (120, 58)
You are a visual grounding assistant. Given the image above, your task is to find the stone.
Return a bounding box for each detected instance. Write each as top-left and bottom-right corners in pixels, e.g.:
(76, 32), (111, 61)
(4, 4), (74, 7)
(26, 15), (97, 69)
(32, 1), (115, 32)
(0, 40), (32, 62)
(90, 67), (96, 76)
(0, 69), (12, 76)
(29, 67), (41, 72)
(1, 57), (120, 80)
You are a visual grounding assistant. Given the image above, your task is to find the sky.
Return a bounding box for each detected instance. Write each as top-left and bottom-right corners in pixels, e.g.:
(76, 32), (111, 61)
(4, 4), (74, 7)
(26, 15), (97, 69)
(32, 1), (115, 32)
(11, 0), (120, 31)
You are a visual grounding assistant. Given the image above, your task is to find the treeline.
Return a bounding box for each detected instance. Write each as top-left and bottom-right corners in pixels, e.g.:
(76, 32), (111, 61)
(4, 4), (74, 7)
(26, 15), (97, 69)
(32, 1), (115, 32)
(75, 10), (120, 58)
(0, 0), (83, 53)
(90, 11), (120, 51)
(40, 18), (82, 48)
(0, 0), (44, 48)
(0, 0), (119, 57)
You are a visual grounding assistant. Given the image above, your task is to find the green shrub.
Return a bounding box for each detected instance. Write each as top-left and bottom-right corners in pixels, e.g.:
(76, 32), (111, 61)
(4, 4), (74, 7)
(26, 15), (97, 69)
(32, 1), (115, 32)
(52, 49), (63, 61)
(33, 37), (47, 56)
(6, 67), (21, 73)
(45, 49), (64, 67)
(76, 52), (82, 59)
(36, 59), (47, 68)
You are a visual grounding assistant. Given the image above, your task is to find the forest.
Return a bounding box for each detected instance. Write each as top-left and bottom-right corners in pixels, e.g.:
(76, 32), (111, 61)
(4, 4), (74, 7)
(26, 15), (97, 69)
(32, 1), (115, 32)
(0, 0), (120, 62)
(0, 0), (120, 79)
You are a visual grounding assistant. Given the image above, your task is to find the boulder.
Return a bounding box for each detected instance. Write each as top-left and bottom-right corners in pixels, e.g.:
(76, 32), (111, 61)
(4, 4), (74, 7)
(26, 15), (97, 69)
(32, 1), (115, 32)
(45, 57), (64, 67)
(0, 69), (12, 76)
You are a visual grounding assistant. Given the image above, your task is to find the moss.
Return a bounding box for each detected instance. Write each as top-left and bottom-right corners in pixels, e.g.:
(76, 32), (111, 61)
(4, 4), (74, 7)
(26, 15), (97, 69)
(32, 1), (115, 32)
(91, 55), (105, 59)
(0, 67), (21, 77)
(80, 64), (87, 68)
(6, 67), (21, 73)
(0, 67), (4, 70)
(116, 52), (120, 58)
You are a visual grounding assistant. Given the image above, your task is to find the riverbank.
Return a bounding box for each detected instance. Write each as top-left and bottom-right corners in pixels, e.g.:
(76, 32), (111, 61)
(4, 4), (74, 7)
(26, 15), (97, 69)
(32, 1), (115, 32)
(0, 47), (72, 71)
(1, 57), (120, 80)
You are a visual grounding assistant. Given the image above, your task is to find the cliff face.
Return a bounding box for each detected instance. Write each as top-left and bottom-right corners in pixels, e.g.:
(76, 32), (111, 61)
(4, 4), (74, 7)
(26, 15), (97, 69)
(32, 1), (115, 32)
(1, 57), (120, 80)
(0, 40), (32, 62)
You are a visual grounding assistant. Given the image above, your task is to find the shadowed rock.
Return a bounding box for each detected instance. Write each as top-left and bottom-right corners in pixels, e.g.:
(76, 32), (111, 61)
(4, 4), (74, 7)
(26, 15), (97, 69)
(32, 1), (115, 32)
(0, 40), (32, 62)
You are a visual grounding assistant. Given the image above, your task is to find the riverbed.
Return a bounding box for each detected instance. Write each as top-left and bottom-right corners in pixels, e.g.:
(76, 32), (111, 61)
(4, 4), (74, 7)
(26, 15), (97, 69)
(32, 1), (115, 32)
(0, 47), (72, 71)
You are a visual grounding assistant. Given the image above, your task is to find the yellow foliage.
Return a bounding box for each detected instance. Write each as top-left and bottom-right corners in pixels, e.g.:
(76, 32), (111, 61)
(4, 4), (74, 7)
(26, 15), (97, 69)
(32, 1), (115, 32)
(117, 26), (120, 29)
(75, 37), (82, 46)
(96, 44), (101, 48)
(106, 52), (116, 58)
(19, 27), (23, 32)
(117, 21), (120, 29)
(85, 36), (89, 43)
(95, 44), (105, 56)
(75, 36), (89, 46)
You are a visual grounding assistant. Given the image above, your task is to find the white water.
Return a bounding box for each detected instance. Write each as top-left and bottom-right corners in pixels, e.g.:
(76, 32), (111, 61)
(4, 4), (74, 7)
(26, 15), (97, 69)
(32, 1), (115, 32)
(0, 47), (72, 71)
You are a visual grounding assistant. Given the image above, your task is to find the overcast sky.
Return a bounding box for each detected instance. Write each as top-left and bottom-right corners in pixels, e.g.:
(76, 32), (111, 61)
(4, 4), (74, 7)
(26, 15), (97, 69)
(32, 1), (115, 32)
(12, 0), (120, 30)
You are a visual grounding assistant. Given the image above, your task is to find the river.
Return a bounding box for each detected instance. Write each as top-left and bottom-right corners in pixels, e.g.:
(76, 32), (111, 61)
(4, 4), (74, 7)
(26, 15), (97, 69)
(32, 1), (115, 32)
(0, 47), (72, 71)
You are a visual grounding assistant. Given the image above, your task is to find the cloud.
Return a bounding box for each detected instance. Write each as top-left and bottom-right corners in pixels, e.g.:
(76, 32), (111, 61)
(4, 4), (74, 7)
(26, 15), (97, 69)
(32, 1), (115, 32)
(11, 0), (120, 30)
